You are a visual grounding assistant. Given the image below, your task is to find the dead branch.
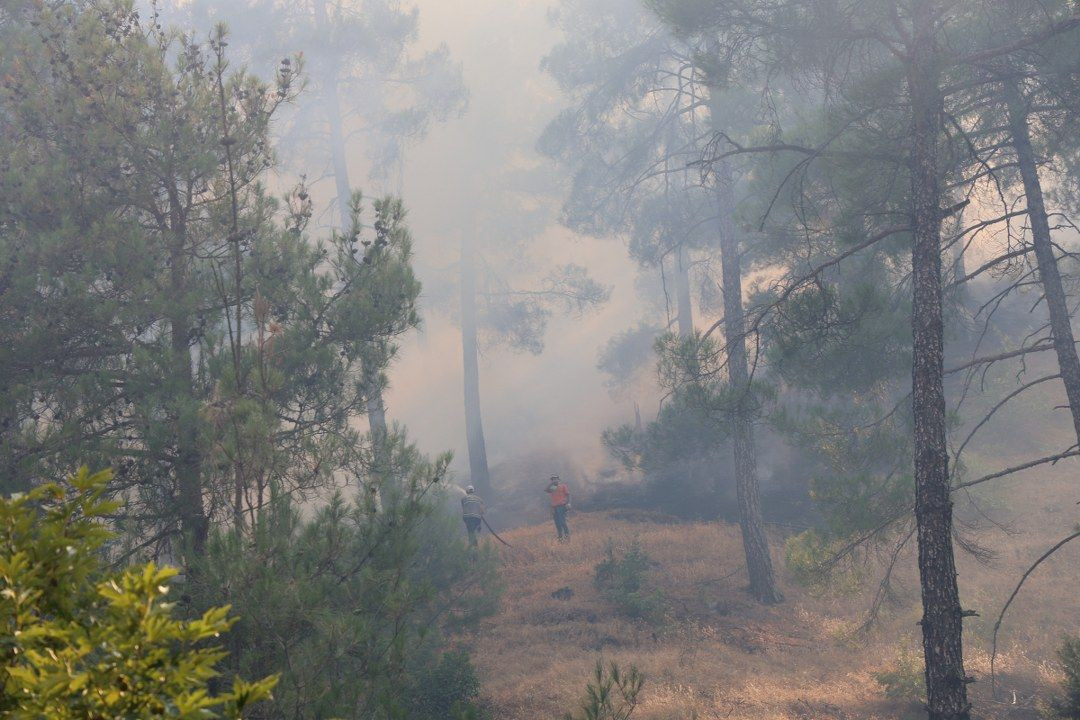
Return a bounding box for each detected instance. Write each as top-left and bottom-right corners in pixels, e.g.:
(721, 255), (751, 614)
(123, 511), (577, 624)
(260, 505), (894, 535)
(990, 528), (1080, 697)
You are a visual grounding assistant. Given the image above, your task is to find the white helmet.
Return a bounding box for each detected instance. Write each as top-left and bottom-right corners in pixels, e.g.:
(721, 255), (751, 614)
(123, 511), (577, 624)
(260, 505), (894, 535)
(466, 485), (475, 493)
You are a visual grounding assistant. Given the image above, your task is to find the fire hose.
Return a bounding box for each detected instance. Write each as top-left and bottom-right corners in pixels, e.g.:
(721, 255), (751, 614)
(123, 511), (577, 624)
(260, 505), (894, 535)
(481, 516), (513, 548)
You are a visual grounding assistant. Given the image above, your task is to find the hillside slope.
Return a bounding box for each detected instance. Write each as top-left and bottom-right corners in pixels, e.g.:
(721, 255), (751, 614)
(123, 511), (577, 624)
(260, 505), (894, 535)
(453, 481), (1078, 719)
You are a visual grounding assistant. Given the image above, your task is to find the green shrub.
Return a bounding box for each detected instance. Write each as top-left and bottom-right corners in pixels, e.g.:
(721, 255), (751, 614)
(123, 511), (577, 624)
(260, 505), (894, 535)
(594, 540), (667, 623)
(564, 660), (645, 720)
(406, 649), (489, 720)
(0, 467), (274, 718)
(873, 649), (926, 705)
(183, 441), (501, 719)
(1047, 635), (1080, 719)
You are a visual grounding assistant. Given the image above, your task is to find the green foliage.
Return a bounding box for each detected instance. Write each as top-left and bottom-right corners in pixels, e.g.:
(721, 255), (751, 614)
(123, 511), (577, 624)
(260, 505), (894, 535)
(1047, 635), (1080, 719)
(602, 393), (727, 518)
(0, 7), (491, 719)
(873, 649), (926, 706)
(0, 467), (274, 718)
(594, 541), (667, 623)
(768, 275), (917, 588)
(602, 331), (795, 520)
(764, 276), (911, 397)
(405, 649), (490, 720)
(0, 1), (423, 554)
(783, 531), (864, 594)
(183, 434), (500, 719)
(0, 0), (421, 546)
(564, 661), (645, 720)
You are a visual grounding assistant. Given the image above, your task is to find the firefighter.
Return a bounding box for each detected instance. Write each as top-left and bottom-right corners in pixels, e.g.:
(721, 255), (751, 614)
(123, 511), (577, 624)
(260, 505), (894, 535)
(461, 485), (485, 547)
(545, 476), (571, 541)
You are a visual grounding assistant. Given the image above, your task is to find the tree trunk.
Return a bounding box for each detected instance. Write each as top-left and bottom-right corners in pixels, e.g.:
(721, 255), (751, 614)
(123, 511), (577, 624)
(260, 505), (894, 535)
(362, 349), (389, 479)
(675, 244), (694, 337)
(314, 0), (354, 232)
(460, 233), (493, 497)
(908, 13), (971, 717)
(167, 216), (207, 554)
(315, 0), (391, 466)
(716, 162), (782, 605)
(1005, 81), (1080, 450)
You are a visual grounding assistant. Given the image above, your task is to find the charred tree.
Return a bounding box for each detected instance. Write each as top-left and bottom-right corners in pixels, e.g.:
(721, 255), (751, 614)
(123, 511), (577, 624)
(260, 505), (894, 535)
(908, 10), (970, 717)
(1004, 80), (1080, 450)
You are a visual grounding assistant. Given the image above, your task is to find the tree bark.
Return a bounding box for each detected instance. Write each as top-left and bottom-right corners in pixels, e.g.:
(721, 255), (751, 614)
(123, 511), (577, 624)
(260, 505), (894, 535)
(361, 348), (390, 480)
(675, 244), (694, 337)
(314, 0), (354, 232)
(908, 12), (971, 717)
(1005, 81), (1080, 450)
(167, 211), (207, 554)
(460, 233), (493, 497)
(716, 162), (782, 605)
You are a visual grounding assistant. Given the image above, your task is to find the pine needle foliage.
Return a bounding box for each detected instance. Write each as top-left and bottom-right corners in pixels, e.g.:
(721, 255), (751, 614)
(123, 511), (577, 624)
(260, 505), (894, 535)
(564, 661), (645, 720)
(1048, 635), (1080, 719)
(594, 541), (668, 624)
(183, 435), (501, 719)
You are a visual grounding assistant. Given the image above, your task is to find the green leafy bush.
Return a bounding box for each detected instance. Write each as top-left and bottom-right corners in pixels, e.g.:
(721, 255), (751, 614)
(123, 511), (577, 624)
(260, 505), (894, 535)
(0, 467), (274, 718)
(594, 541), (667, 623)
(564, 661), (645, 720)
(873, 649), (926, 705)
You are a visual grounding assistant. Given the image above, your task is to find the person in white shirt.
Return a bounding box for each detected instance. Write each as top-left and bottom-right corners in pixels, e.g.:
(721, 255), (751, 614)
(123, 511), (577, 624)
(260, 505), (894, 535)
(460, 485), (485, 547)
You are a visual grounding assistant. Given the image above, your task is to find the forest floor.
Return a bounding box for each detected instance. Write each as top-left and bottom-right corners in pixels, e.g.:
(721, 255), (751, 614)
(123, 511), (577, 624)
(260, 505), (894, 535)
(452, 463), (1078, 720)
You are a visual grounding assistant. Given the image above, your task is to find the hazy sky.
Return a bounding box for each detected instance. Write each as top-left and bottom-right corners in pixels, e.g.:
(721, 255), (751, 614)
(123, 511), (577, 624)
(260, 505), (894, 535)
(383, 0), (651, 481)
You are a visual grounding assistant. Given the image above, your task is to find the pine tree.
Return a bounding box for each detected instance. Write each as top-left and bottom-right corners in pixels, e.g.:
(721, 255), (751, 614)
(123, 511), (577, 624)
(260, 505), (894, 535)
(0, 2), (422, 557)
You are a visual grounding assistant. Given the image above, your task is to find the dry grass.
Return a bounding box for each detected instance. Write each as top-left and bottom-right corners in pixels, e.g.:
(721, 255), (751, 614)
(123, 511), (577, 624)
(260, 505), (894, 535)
(452, 462), (1079, 720)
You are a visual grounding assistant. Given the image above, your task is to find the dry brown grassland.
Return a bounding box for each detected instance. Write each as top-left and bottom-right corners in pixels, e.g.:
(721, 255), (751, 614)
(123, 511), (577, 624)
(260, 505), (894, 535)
(452, 465), (1079, 720)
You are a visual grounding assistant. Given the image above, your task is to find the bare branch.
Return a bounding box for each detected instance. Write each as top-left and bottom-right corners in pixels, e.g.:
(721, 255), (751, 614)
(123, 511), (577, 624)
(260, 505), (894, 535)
(990, 527), (1080, 697)
(954, 449), (1080, 491)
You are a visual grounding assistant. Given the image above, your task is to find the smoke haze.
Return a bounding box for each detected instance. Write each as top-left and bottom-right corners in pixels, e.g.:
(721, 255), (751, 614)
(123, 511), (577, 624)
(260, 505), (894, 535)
(385, 0), (655, 480)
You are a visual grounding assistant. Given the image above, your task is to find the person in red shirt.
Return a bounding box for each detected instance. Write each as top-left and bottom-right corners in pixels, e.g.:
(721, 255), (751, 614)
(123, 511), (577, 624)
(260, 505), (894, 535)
(545, 475), (571, 541)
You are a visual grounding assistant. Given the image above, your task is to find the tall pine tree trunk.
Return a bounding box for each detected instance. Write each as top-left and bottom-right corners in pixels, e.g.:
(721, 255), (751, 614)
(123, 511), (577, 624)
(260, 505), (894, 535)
(167, 213), (207, 554)
(363, 349), (389, 463)
(908, 11), (970, 717)
(314, 0), (353, 232)
(675, 244), (694, 337)
(460, 233), (493, 497)
(1005, 81), (1080, 450)
(665, 119), (694, 339)
(716, 162), (782, 605)
(315, 0), (390, 469)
